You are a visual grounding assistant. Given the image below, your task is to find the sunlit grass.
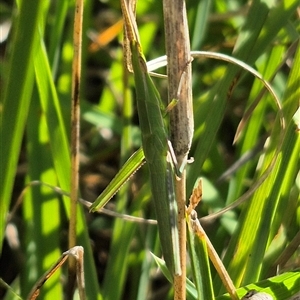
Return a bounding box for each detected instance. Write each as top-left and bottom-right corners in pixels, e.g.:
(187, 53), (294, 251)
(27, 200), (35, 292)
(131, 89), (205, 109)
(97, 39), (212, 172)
(0, 0), (299, 299)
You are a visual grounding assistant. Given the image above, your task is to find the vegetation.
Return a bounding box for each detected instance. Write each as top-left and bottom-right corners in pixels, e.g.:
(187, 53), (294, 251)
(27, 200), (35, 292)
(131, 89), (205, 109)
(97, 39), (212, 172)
(0, 0), (299, 299)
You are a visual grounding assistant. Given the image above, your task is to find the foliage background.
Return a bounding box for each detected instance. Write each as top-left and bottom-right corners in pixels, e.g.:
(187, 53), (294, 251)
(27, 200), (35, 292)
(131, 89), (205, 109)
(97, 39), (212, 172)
(0, 0), (299, 299)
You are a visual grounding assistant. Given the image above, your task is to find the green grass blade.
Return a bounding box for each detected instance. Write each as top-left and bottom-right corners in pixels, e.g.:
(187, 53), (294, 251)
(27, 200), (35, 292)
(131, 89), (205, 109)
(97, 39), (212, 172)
(0, 0), (45, 253)
(47, 0), (69, 73)
(136, 225), (159, 300)
(1, 0), (298, 298)
(90, 147), (145, 212)
(101, 216), (137, 299)
(187, 217), (214, 300)
(191, 0), (211, 50)
(33, 32), (101, 300)
(21, 95), (62, 298)
(34, 40), (71, 192)
(232, 44), (287, 201)
(187, 0), (298, 196)
(1, 278), (22, 300)
(217, 271), (300, 300)
(218, 41), (300, 290)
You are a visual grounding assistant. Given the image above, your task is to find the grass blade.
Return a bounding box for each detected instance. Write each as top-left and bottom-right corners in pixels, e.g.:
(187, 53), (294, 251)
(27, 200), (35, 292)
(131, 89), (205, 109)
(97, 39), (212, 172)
(0, 0), (45, 253)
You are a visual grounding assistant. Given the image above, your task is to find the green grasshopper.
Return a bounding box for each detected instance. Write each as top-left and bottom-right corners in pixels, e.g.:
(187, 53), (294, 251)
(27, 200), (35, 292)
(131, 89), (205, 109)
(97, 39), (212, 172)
(90, 0), (181, 276)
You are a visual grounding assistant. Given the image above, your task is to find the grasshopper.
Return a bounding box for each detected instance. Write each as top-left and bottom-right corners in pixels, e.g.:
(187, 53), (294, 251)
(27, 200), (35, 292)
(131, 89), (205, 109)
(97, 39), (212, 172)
(90, 0), (181, 276)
